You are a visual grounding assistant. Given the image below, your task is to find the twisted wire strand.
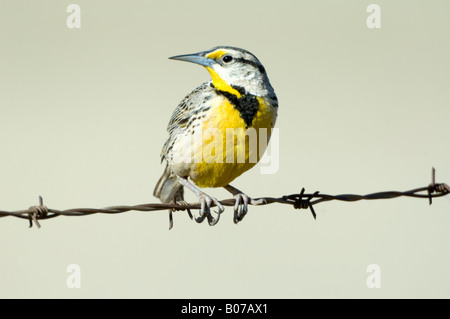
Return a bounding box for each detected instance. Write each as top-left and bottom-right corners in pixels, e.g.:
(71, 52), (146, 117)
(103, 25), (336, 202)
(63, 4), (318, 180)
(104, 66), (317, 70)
(0, 168), (448, 227)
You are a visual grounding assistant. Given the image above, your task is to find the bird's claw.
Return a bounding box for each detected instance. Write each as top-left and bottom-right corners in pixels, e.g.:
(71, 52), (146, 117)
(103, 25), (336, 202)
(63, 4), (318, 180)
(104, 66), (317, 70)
(233, 194), (266, 224)
(233, 193), (249, 223)
(195, 192), (224, 226)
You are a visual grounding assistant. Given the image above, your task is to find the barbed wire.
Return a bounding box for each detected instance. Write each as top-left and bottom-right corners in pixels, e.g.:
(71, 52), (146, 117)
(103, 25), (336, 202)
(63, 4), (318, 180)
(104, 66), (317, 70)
(0, 168), (448, 229)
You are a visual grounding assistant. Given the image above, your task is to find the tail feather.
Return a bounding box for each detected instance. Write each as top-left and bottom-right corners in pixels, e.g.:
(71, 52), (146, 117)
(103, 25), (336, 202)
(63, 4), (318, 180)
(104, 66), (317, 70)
(153, 162), (184, 203)
(153, 162), (170, 198)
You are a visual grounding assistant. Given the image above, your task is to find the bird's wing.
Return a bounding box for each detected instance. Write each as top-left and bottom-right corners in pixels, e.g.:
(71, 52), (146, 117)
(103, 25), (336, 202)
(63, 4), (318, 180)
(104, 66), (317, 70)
(160, 81), (214, 160)
(166, 81), (212, 135)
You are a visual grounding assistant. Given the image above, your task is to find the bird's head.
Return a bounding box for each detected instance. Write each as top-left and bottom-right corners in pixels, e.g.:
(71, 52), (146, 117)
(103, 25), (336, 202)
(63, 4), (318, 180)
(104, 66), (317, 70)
(169, 46), (273, 97)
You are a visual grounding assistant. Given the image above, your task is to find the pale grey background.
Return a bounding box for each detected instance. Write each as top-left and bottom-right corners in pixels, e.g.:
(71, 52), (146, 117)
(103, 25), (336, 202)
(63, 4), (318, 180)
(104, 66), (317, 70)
(0, 0), (449, 298)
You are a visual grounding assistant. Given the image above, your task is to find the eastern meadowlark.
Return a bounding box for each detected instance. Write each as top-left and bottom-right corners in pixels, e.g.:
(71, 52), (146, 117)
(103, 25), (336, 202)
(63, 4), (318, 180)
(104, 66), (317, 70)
(154, 46), (278, 227)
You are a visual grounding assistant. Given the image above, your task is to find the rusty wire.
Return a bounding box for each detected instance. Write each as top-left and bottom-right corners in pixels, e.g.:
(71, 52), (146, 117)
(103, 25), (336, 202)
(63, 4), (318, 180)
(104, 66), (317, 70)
(0, 168), (448, 228)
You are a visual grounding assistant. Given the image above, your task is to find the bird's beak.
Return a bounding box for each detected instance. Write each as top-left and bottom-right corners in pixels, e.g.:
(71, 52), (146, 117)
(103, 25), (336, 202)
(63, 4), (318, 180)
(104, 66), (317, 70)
(169, 51), (213, 67)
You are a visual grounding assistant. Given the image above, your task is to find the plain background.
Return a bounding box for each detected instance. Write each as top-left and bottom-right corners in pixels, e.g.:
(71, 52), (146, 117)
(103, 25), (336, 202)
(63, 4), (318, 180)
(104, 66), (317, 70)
(0, 0), (449, 298)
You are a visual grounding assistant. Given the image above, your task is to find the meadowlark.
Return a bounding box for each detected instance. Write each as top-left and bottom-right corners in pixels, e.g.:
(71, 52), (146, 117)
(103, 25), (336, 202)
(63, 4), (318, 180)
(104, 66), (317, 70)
(154, 46), (278, 227)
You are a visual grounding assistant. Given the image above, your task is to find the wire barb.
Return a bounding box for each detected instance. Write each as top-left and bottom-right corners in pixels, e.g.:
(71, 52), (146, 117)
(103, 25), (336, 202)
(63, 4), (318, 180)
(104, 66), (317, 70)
(27, 196), (48, 228)
(282, 188), (319, 220)
(0, 168), (448, 228)
(427, 167), (450, 205)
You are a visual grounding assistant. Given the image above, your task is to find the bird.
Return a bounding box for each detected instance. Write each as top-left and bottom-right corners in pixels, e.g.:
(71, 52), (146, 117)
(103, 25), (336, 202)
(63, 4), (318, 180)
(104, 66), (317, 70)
(153, 46), (278, 228)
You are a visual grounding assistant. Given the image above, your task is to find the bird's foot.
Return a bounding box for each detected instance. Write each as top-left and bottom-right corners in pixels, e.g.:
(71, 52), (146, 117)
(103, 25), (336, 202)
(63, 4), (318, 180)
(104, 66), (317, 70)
(195, 192), (224, 226)
(232, 193), (266, 224)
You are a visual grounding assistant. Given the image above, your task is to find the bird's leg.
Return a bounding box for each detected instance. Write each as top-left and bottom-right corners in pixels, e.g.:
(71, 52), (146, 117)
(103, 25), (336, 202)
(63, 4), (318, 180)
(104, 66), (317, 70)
(224, 184), (266, 224)
(177, 176), (224, 226)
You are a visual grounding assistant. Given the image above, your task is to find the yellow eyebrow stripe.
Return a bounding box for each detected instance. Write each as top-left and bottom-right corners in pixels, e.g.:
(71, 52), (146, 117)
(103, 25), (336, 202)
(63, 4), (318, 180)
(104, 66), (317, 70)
(206, 49), (227, 60)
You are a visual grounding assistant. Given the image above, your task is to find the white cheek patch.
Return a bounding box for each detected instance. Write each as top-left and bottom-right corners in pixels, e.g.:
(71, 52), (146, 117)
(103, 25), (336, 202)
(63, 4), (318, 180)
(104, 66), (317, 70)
(213, 64), (256, 85)
(245, 69), (256, 81)
(212, 64), (233, 84)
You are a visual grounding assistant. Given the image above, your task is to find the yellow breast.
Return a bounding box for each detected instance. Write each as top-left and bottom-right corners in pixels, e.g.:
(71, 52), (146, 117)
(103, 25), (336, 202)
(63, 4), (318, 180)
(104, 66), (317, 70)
(190, 96), (277, 188)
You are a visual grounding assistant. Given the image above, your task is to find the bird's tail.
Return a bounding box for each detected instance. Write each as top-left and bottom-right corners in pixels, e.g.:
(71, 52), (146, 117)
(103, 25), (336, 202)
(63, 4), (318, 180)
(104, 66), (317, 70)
(153, 162), (184, 203)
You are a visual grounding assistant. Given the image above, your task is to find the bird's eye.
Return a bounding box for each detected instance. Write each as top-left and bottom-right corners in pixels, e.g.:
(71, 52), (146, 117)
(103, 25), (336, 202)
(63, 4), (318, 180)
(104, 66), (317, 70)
(222, 55), (233, 63)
